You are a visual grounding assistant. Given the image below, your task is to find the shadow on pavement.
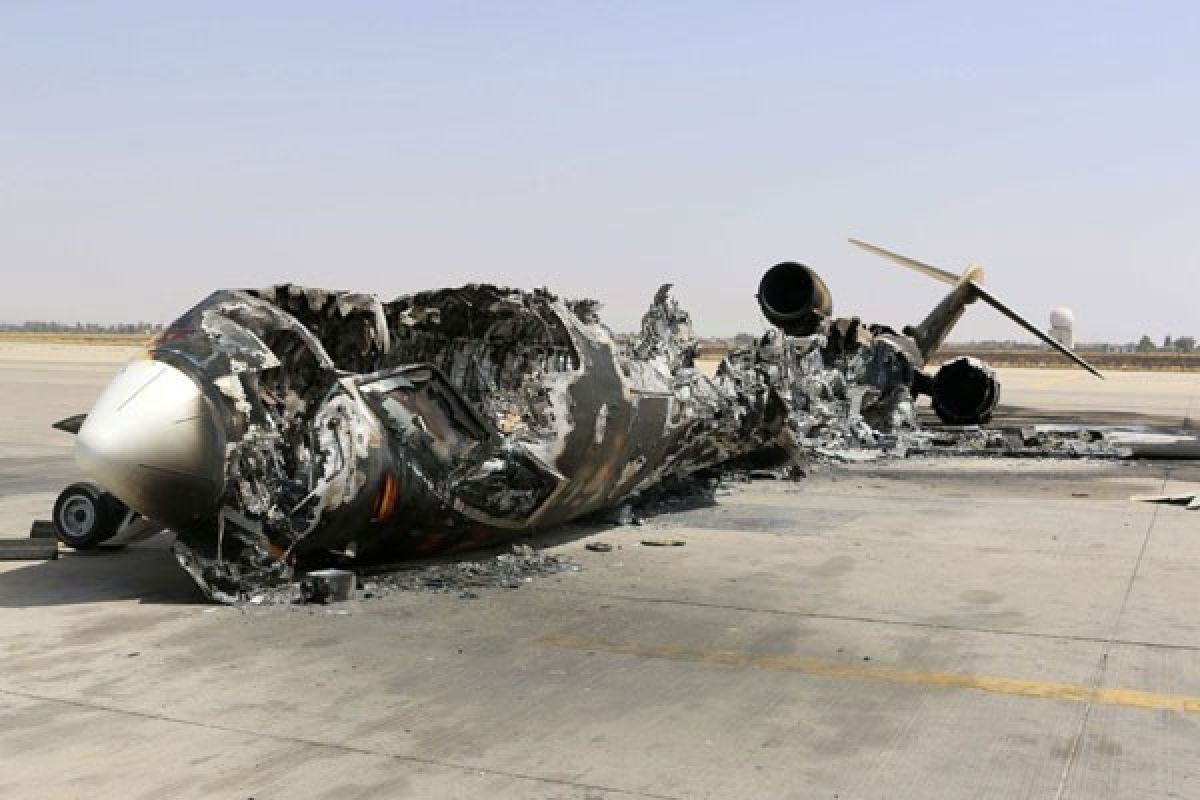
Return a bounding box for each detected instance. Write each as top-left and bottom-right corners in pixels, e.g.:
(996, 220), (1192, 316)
(0, 522), (623, 608)
(0, 534), (207, 607)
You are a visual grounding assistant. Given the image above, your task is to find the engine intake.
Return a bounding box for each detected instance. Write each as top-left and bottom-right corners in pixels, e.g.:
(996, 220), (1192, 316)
(931, 356), (1000, 425)
(757, 262), (833, 337)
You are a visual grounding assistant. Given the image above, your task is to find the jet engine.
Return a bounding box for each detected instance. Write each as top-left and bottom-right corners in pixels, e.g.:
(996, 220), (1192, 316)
(930, 356), (1000, 425)
(757, 262), (833, 337)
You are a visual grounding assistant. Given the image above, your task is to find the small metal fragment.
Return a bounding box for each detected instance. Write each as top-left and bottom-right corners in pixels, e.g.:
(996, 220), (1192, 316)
(301, 569), (356, 603)
(1133, 492), (1200, 511)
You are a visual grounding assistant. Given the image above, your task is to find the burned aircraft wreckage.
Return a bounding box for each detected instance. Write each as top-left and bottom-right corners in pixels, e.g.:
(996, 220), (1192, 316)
(56, 241), (1104, 601)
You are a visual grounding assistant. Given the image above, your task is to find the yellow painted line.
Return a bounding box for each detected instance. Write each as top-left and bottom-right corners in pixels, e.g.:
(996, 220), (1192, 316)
(539, 633), (1200, 714)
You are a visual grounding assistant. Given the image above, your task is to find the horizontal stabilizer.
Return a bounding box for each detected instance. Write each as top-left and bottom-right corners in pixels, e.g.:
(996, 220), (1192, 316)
(968, 282), (1104, 380)
(848, 238), (959, 285)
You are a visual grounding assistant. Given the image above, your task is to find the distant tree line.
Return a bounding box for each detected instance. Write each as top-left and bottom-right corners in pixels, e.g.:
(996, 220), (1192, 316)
(1134, 335), (1197, 353)
(0, 321), (164, 333)
(929, 337), (1197, 354)
(701, 334), (1200, 355)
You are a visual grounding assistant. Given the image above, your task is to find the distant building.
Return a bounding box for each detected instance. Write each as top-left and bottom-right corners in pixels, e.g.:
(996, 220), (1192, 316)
(1049, 307), (1075, 349)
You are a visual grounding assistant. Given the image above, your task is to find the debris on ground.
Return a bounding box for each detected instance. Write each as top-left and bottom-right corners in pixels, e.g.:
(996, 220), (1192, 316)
(1107, 432), (1200, 459)
(599, 504), (641, 526)
(301, 569), (356, 603)
(640, 539), (686, 547)
(622, 471), (722, 521)
(901, 425), (1200, 460)
(585, 542), (614, 552)
(362, 544), (579, 599)
(0, 539), (58, 560)
(235, 544), (577, 606)
(1133, 491), (1200, 511)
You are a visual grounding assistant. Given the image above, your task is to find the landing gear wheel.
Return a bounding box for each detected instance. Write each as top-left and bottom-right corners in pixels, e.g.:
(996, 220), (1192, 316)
(53, 482), (122, 549)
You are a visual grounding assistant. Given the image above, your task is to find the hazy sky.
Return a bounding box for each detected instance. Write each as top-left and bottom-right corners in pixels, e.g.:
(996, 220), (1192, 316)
(2, 2), (1197, 342)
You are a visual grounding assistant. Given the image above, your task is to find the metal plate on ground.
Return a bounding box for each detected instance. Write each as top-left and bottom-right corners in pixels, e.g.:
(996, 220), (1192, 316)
(0, 539), (59, 560)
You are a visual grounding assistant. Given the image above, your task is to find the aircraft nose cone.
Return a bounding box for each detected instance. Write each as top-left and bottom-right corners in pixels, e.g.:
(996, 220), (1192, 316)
(76, 360), (225, 528)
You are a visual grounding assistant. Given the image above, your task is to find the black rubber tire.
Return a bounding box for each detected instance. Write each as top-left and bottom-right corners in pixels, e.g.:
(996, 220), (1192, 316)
(52, 482), (123, 549)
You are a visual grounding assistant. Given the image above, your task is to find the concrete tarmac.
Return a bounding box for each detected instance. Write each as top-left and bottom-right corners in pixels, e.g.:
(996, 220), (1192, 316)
(1, 344), (1199, 799)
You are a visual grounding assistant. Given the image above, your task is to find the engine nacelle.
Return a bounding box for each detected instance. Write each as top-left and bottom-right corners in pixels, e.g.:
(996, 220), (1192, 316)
(931, 356), (1000, 425)
(757, 262), (833, 337)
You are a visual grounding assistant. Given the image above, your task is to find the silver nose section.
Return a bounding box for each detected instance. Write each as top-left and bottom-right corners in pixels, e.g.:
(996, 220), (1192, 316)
(77, 359), (225, 527)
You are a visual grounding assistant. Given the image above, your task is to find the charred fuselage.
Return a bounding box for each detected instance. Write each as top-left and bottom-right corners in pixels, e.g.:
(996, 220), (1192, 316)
(76, 283), (797, 600)
(69, 242), (1100, 601)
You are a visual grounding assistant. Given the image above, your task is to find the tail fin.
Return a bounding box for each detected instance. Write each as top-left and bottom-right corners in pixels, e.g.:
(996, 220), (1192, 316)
(848, 239), (1104, 380)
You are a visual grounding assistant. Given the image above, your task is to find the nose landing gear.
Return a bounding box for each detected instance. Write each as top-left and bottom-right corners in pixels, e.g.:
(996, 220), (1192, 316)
(52, 482), (124, 550)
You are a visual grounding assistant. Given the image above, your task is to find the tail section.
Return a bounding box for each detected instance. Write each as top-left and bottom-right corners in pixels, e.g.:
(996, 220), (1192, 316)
(848, 239), (1103, 380)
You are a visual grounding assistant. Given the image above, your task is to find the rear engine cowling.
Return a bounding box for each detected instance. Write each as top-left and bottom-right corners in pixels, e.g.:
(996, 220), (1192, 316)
(757, 262), (833, 337)
(931, 356), (1000, 425)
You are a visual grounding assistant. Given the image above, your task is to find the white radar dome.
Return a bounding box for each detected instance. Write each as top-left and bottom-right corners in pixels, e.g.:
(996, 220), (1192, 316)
(1050, 307), (1075, 328)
